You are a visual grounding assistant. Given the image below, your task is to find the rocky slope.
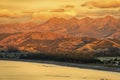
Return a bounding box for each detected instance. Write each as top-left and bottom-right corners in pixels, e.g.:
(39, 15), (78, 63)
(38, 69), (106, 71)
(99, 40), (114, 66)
(0, 16), (120, 57)
(0, 32), (120, 56)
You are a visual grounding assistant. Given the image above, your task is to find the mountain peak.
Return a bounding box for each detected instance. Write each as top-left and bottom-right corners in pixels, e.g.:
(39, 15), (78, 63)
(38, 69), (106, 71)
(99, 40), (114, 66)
(47, 17), (66, 23)
(69, 17), (78, 20)
(48, 17), (59, 21)
(69, 17), (79, 23)
(99, 15), (116, 23)
(105, 15), (114, 18)
(104, 15), (115, 20)
(82, 17), (92, 20)
(79, 17), (93, 22)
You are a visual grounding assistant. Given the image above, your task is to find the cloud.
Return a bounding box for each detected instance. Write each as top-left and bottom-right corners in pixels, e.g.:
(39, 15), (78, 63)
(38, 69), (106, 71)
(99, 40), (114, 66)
(65, 5), (75, 8)
(32, 10), (77, 21)
(0, 9), (26, 18)
(50, 9), (65, 12)
(49, 8), (76, 16)
(0, 16), (32, 24)
(22, 11), (34, 14)
(0, 8), (77, 23)
(0, 9), (32, 23)
(82, 0), (120, 8)
(76, 9), (120, 17)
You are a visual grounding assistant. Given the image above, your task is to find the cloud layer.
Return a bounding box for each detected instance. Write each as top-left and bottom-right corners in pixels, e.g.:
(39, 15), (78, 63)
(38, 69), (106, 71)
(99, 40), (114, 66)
(0, 9), (26, 18)
(82, 0), (120, 8)
(65, 5), (75, 8)
(50, 9), (65, 12)
(0, 0), (120, 23)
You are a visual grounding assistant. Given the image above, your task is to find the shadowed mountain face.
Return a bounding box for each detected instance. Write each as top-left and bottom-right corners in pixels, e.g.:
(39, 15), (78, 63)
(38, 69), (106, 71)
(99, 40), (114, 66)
(0, 16), (120, 57)
(0, 16), (120, 39)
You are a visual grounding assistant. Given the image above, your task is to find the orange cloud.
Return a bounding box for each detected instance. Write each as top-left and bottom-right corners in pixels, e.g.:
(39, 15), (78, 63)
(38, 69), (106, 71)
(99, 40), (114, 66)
(32, 12), (52, 21)
(50, 9), (65, 12)
(65, 5), (75, 8)
(77, 9), (120, 18)
(32, 10), (77, 21)
(22, 11), (34, 14)
(82, 0), (120, 8)
(0, 9), (25, 18)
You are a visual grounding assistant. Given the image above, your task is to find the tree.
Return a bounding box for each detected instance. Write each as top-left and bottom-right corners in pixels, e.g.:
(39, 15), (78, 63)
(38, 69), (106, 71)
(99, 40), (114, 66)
(6, 45), (20, 53)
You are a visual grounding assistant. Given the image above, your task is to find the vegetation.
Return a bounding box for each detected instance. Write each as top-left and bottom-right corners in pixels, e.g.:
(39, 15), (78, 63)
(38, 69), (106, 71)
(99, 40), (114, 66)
(0, 45), (120, 66)
(97, 57), (120, 67)
(20, 52), (101, 63)
(0, 46), (101, 63)
(95, 47), (120, 57)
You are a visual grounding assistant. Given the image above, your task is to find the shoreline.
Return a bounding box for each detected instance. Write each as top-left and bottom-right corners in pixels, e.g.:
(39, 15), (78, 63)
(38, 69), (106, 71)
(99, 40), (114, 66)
(0, 58), (120, 73)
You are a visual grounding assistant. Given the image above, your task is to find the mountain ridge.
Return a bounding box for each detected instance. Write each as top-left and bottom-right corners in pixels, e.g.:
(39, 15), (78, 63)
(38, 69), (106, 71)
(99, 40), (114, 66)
(0, 16), (119, 39)
(0, 32), (120, 56)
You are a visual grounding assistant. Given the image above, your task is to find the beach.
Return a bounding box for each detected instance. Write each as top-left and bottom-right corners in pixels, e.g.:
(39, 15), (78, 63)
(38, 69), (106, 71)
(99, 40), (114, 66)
(0, 60), (120, 80)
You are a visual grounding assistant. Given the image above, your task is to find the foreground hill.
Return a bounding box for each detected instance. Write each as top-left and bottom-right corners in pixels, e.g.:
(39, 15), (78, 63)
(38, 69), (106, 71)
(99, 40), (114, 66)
(0, 32), (120, 57)
(0, 16), (120, 39)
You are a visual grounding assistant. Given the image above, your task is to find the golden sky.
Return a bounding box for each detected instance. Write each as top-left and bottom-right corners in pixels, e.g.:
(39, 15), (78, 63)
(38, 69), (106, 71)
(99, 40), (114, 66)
(0, 0), (120, 23)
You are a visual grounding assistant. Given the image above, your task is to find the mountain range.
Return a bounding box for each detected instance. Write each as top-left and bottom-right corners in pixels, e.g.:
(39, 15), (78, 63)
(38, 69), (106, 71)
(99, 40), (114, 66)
(0, 16), (120, 39)
(0, 16), (120, 57)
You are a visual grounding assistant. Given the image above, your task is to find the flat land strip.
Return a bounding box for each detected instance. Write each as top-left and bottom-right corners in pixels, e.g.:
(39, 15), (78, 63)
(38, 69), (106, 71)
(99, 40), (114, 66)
(0, 60), (120, 80)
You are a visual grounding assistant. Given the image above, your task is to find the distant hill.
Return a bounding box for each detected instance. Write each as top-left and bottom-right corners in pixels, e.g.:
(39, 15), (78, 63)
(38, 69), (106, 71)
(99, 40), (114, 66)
(0, 22), (38, 33)
(0, 16), (120, 39)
